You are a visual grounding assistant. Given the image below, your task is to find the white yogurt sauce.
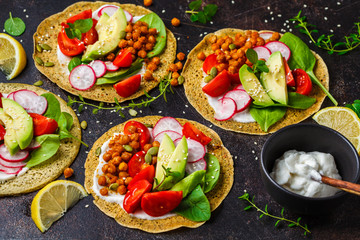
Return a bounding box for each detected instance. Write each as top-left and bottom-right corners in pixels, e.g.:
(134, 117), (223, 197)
(92, 133), (175, 220)
(270, 150), (341, 198)
(56, 45), (71, 75)
(0, 167), (29, 183)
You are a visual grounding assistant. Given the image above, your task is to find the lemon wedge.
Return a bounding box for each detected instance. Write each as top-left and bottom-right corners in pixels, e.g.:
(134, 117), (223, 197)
(31, 180), (88, 233)
(313, 107), (360, 153)
(0, 33), (26, 80)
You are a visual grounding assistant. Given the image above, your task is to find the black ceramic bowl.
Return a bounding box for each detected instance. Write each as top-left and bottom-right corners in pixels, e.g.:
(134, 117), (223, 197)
(260, 123), (360, 215)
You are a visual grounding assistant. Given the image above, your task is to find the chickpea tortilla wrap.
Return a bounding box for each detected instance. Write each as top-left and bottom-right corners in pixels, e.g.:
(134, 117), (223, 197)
(33, 1), (177, 103)
(182, 28), (329, 135)
(84, 116), (234, 233)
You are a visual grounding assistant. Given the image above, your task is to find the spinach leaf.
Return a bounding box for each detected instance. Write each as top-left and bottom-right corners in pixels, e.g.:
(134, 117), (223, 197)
(204, 153), (220, 193)
(279, 33), (337, 105)
(249, 106), (286, 132)
(138, 13), (166, 58)
(252, 92), (316, 110)
(175, 185), (211, 222)
(4, 12), (26, 36)
(346, 99), (360, 118)
(26, 134), (60, 168)
(68, 57), (82, 72)
(57, 112), (88, 147)
(41, 93), (61, 121)
(61, 112), (74, 130)
(65, 19), (93, 40)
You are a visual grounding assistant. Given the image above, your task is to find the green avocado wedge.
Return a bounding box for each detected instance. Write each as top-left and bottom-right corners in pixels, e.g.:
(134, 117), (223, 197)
(0, 108), (19, 155)
(170, 170), (206, 198)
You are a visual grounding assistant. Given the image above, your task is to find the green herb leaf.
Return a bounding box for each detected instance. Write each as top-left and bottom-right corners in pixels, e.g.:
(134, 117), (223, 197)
(65, 18), (93, 40)
(189, 0), (202, 11)
(4, 12), (26, 36)
(26, 135), (60, 168)
(186, 1), (218, 24)
(190, 14), (199, 22)
(68, 57), (82, 72)
(204, 4), (218, 17)
(246, 48), (258, 64)
(244, 206), (252, 211)
(41, 93), (61, 121)
(249, 106), (286, 132)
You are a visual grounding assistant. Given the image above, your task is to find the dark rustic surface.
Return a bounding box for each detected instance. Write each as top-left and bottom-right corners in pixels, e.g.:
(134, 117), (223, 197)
(1, 0), (360, 239)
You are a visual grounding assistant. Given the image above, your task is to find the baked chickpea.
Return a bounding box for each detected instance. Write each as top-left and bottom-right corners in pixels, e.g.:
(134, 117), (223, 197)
(172, 71), (180, 79)
(171, 18), (181, 27)
(250, 38), (257, 45)
(214, 49), (222, 55)
(216, 63), (228, 72)
(117, 185), (127, 195)
(102, 164), (109, 173)
(145, 43), (154, 51)
(140, 26), (149, 35)
(208, 35), (217, 44)
(147, 62), (158, 72)
(119, 171), (129, 179)
(245, 30), (252, 37)
(256, 37), (265, 46)
(113, 145), (124, 154)
(127, 47), (136, 55)
(110, 176), (118, 184)
(138, 50), (147, 58)
(211, 43), (220, 51)
(116, 178), (125, 186)
(112, 156), (122, 166)
(121, 152), (132, 162)
(107, 163), (117, 174)
(148, 35), (156, 44)
(148, 28), (157, 35)
(152, 141), (160, 148)
(111, 152), (120, 159)
(119, 135), (131, 145)
(225, 37), (233, 44)
(216, 54), (226, 63)
(235, 33), (243, 41)
(168, 63), (178, 72)
(244, 41), (252, 49)
(228, 65), (237, 74)
(170, 78), (178, 86)
(125, 24), (133, 33)
(100, 188), (108, 196)
(106, 173), (116, 179)
(98, 176), (107, 186)
(125, 177), (133, 185)
(129, 141), (140, 150)
(125, 32), (132, 40)
(64, 168), (74, 178)
(151, 57), (161, 65)
(106, 53), (115, 61)
(216, 38), (225, 46)
(151, 156), (157, 165)
(197, 52), (206, 61)
(175, 61), (183, 70)
(119, 162), (128, 172)
(138, 36), (146, 44)
(251, 31), (259, 39)
(143, 143), (152, 152)
(144, 71), (154, 81)
(271, 32), (280, 41)
(127, 39), (134, 47)
(103, 152), (112, 162)
(177, 52), (185, 61)
(130, 133), (139, 141)
(133, 41), (142, 50)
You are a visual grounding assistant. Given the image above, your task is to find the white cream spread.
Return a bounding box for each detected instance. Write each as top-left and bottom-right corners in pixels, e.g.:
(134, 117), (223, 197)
(92, 133), (175, 220)
(0, 167), (29, 183)
(56, 44), (72, 75)
(270, 150), (341, 198)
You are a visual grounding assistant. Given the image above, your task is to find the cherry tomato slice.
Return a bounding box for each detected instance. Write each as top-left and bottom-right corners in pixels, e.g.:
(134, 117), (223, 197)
(113, 74), (141, 98)
(182, 122), (212, 146)
(83, 19), (98, 46)
(128, 165), (155, 190)
(0, 93), (3, 108)
(28, 113), (59, 136)
(58, 25), (85, 57)
(0, 125), (6, 141)
(202, 70), (231, 97)
(141, 191), (183, 217)
(123, 179), (152, 214)
(113, 49), (133, 68)
(202, 53), (219, 74)
(66, 9), (92, 24)
(292, 68), (312, 96)
(228, 72), (240, 84)
(284, 57), (295, 87)
(128, 151), (146, 177)
(124, 121), (151, 150)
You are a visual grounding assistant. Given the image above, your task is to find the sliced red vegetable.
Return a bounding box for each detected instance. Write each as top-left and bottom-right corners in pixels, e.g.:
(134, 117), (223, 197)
(0, 144), (29, 162)
(284, 57), (295, 87)
(292, 68), (312, 95)
(174, 138), (205, 163)
(141, 191), (183, 217)
(228, 72), (240, 84)
(253, 46), (271, 61)
(0, 125), (5, 141)
(66, 9), (92, 24)
(29, 113), (59, 136)
(202, 53), (219, 74)
(214, 97), (237, 121)
(113, 74), (141, 98)
(104, 61), (120, 71)
(0, 158), (26, 168)
(222, 89), (251, 113)
(154, 130), (182, 144)
(0, 165), (22, 175)
(69, 64), (96, 91)
(234, 84), (245, 91)
(186, 158), (207, 175)
(58, 24), (85, 57)
(113, 49), (133, 68)
(182, 122), (212, 146)
(202, 70), (231, 97)
(123, 179), (152, 214)
(13, 90), (48, 115)
(0, 92), (3, 107)
(265, 41), (291, 61)
(89, 60), (107, 78)
(124, 121), (151, 149)
(7, 91), (16, 100)
(25, 139), (41, 151)
(83, 19), (98, 46)
(98, 5), (118, 17)
(128, 151), (146, 177)
(127, 165), (155, 190)
(152, 117), (183, 137)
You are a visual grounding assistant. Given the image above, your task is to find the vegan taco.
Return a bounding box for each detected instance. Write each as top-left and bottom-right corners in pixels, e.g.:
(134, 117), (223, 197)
(85, 116), (233, 233)
(0, 83), (81, 196)
(182, 29), (331, 135)
(33, 1), (176, 103)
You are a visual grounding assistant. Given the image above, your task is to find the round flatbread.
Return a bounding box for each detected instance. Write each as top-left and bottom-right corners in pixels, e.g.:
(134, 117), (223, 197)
(182, 28), (329, 135)
(84, 116), (234, 233)
(33, 1), (177, 103)
(0, 83), (81, 196)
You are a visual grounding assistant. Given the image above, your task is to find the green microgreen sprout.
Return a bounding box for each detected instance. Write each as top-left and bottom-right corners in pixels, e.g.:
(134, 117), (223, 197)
(186, 0), (218, 24)
(246, 48), (269, 75)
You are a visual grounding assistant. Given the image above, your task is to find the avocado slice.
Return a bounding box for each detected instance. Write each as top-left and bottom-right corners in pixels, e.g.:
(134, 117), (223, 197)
(154, 135), (188, 191)
(239, 64), (274, 106)
(260, 51), (288, 105)
(170, 170), (206, 198)
(81, 8), (127, 62)
(2, 98), (33, 150)
(0, 108), (19, 155)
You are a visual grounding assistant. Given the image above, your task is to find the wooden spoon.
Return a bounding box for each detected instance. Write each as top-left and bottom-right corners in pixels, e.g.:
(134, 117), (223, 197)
(320, 175), (360, 196)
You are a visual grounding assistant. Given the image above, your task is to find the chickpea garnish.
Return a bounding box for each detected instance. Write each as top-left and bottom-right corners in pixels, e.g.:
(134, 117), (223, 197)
(144, 0), (152, 7)
(177, 52), (185, 61)
(171, 18), (181, 27)
(197, 52), (206, 61)
(64, 168), (74, 178)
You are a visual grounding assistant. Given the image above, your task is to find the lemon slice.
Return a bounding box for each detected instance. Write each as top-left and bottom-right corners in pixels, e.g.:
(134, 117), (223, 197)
(31, 180), (88, 232)
(313, 107), (360, 153)
(0, 33), (26, 80)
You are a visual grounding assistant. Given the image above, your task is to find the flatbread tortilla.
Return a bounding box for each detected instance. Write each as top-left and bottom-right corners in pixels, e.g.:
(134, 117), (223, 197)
(84, 116), (234, 233)
(0, 83), (81, 196)
(33, 1), (176, 103)
(182, 28), (329, 135)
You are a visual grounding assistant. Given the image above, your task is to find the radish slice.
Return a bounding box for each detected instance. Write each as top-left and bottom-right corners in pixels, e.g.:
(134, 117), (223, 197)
(154, 130), (182, 143)
(89, 60), (107, 78)
(152, 117), (183, 137)
(104, 61), (120, 71)
(214, 97), (237, 121)
(186, 158), (207, 175)
(265, 41), (291, 61)
(0, 164), (22, 174)
(174, 138), (205, 163)
(7, 91), (17, 100)
(234, 84), (245, 91)
(124, 10), (133, 23)
(0, 158), (26, 168)
(13, 90), (48, 115)
(69, 65), (96, 91)
(223, 89), (252, 113)
(26, 139), (41, 151)
(253, 46), (271, 61)
(259, 32), (274, 40)
(98, 5), (119, 17)
(0, 144), (29, 162)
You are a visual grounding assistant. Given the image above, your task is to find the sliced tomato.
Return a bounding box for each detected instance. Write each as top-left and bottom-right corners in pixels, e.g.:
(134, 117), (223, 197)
(124, 121), (151, 149)
(202, 53), (219, 74)
(284, 57), (295, 87)
(0, 125), (5, 141)
(228, 72), (240, 84)
(202, 70), (231, 97)
(123, 179), (152, 214)
(182, 122), (212, 146)
(113, 74), (141, 98)
(83, 19), (98, 46)
(128, 165), (155, 190)
(0, 93), (3, 108)
(58, 24), (85, 56)
(113, 49), (132, 68)
(141, 191), (183, 217)
(29, 113), (59, 136)
(292, 68), (312, 96)
(66, 9), (92, 24)
(128, 151), (146, 177)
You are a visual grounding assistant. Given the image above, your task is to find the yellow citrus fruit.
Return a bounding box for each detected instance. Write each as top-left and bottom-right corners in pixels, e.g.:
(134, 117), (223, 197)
(31, 180), (88, 232)
(313, 107), (360, 153)
(0, 33), (27, 80)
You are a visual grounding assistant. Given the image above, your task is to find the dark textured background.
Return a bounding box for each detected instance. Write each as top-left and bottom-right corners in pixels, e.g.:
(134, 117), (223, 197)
(1, 0), (360, 239)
